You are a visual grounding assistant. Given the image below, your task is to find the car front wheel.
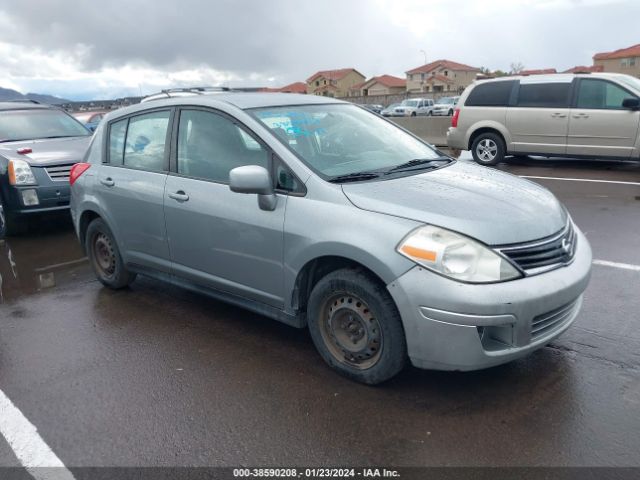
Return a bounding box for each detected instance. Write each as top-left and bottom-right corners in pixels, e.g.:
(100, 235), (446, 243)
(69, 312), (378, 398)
(86, 218), (136, 289)
(471, 132), (506, 166)
(307, 268), (407, 384)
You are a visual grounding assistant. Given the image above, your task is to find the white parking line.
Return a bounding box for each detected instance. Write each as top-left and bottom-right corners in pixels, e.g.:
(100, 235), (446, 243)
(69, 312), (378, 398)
(593, 259), (640, 272)
(520, 175), (640, 186)
(0, 389), (75, 480)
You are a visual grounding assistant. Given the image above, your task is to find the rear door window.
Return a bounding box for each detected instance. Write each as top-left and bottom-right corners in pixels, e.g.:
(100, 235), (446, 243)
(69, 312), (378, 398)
(465, 81), (515, 107)
(517, 82), (571, 108)
(123, 111), (170, 172)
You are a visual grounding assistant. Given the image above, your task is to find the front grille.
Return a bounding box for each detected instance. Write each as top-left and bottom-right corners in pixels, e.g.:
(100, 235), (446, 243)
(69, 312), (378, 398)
(497, 222), (577, 275)
(531, 298), (580, 340)
(44, 163), (75, 182)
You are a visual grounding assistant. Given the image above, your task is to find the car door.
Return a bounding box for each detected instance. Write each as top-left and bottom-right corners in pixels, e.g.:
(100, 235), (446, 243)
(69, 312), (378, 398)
(567, 78), (640, 158)
(163, 108), (287, 307)
(96, 109), (172, 272)
(506, 78), (572, 154)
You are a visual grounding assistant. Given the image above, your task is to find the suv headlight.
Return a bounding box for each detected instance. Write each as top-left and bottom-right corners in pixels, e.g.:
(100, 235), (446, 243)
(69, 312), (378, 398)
(8, 159), (37, 185)
(397, 225), (522, 283)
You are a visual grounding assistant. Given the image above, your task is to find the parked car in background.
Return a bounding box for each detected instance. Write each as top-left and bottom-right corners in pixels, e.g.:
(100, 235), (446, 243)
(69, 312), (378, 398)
(393, 98), (434, 116)
(70, 91), (591, 384)
(447, 73), (640, 165)
(360, 104), (383, 114)
(381, 103), (401, 117)
(432, 96), (460, 116)
(0, 101), (92, 236)
(72, 111), (108, 132)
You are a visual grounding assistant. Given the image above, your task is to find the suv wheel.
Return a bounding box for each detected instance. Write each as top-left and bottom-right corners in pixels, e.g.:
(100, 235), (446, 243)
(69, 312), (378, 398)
(86, 218), (136, 289)
(448, 109), (454, 116)
(0, 200), (27, 238)
(471, 132), (505, 166)
(410, 111), (416, 117)
(307, 268), (407, 385)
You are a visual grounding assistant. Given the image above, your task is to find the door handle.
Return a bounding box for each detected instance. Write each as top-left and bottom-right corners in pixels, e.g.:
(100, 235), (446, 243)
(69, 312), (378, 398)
(168, 191), (189, 202)
(572, 113), (590, 119)
(551, 112), (567, 118)
(100, 178), (115, 187)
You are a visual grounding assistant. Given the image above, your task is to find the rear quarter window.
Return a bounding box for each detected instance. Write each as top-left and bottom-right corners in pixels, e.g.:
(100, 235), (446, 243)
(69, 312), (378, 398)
(465, 81), (516, 107)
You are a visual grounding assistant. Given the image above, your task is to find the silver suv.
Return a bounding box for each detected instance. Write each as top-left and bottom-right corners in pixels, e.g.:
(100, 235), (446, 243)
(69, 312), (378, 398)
(448, 73), (640, 165)
(393, 98), (434, 116)
(70, 92), (592, 384)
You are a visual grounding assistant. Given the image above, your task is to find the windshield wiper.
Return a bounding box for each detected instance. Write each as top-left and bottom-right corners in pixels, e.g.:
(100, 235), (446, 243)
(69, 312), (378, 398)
(385, 157), (451, 173)
(328, 171), (384, 183)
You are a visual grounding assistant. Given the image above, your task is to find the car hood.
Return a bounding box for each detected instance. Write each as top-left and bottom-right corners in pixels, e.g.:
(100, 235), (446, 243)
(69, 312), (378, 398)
(341, 161), (567, 245)
(0, 136), (92, 166)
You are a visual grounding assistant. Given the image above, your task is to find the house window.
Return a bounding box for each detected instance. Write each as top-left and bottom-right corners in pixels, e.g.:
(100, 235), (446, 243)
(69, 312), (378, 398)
(621, 59), (629, 67)
(315, 81), (319, 86)
(324, 80), (327, 85)
(631, 58), (637, 67)
(421, 73), (425, 81)
(444, 70), (448, 76)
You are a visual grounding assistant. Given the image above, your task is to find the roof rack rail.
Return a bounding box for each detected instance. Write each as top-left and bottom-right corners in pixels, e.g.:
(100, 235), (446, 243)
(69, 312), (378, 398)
(140, 86), (235, 103)
(5, 99), (41, 104)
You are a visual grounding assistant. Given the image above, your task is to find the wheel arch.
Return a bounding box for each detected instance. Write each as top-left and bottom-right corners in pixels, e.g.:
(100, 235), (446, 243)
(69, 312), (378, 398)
(466, 122), (510, 151)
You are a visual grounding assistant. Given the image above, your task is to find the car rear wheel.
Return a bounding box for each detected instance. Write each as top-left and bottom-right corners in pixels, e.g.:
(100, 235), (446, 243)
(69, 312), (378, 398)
(86, 218), (136, 289)
(307, 268), (407, 385)
(471, 132), (505, 166)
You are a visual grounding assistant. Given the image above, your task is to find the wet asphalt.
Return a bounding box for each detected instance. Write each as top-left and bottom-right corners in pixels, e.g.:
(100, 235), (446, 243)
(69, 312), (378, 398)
(0, 156), (639, 469)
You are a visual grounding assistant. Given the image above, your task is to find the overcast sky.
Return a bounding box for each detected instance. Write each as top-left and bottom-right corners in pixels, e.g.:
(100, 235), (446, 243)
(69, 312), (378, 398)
(0, 0), (637, 100)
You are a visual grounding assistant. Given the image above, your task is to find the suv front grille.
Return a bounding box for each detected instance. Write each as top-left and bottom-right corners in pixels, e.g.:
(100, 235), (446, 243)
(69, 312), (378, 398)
(497, 221), (577, 275)
(44, 163), (75, 182)
(531, 298), (580, 340)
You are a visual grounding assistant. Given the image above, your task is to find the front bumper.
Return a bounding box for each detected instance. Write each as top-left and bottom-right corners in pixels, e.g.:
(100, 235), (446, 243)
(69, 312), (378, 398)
(1, 166), (71, 215)
(432, 108), (452, 116)
(387, 227), (592, 371)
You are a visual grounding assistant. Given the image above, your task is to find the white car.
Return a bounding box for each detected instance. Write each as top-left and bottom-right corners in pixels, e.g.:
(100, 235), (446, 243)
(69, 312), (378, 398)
(393, 98), (434, 117)
(432, 96), (460, 116)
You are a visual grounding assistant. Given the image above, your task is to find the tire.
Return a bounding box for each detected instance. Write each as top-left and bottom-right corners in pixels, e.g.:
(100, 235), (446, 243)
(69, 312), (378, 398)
(0, 200), (27, 238)
(427, 111), (433, 116)
(471, 132), (506, 166)
(448, 109), (453, 116)
(307, 268), (407, 385)
(410, 111), (416, 117)
(85, 217), (136, 289)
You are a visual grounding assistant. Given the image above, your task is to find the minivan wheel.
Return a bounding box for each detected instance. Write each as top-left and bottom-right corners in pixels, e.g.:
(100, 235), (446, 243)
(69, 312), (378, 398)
(86, 218), (136, 289)
(471, 133), (505, 166)
(307, 268), (407, 385)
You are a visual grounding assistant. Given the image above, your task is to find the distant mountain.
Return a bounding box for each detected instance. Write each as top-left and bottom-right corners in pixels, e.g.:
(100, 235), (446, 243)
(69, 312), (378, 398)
(0, 86), (69, 105)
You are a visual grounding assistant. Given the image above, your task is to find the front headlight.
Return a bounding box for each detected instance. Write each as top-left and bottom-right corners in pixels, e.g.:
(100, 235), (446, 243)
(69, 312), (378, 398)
(397, 225), (522, 283)
(8, 159), (37, 185)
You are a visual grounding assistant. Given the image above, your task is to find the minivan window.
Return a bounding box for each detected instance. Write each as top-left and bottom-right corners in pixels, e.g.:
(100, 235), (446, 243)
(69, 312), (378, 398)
(177, 109), (269, 183)
(108, 118), (127, 164)
(465, 81), (515, 107)
(576, 79), (635, 109)
(123, 110), (170, 172)
(252, 104), (442, 178)
(517, 82), (571, 108)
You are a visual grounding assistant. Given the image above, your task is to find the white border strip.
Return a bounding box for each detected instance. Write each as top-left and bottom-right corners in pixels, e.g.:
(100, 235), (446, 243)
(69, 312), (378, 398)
(521, 175), (640, 186)
(0, 389), (75, 480)
(593, 259), (640, 272)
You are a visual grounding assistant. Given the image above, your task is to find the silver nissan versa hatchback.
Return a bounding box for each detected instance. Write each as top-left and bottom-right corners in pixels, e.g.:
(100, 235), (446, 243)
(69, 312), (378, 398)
(70, 92), (592, 384)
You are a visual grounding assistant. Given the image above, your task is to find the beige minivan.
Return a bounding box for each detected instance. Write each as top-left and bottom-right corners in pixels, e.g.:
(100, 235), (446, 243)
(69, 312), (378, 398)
(447, 73), (640, 165)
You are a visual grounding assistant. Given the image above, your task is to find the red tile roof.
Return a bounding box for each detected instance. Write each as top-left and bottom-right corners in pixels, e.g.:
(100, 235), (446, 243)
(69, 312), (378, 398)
(406, 59), (479, 75)
(563, 65), (604, 73)
(594, 44), (640, 60)
(306, 68), (364, 83)
(349, 81), (367, 91)
(425, 74), (454, 84)
(278, 82), (307, 93)
(370, 74), (406, 88)
(520, 68), (557, 75)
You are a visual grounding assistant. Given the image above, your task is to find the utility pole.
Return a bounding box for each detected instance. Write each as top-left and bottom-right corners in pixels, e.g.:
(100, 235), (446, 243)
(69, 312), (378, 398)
(420, 49), (427, 65)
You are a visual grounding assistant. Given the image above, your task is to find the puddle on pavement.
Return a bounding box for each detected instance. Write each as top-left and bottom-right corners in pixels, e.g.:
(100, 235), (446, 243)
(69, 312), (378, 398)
(0, 215), (91, 304)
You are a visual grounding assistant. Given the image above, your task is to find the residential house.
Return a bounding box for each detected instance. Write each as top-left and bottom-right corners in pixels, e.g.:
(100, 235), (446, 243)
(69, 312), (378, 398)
(405, 59), (480, 94)
(593, 44), (640, 77)
(258, 82), (307, 94)
(349, 75), (406, 96)
(563, 65), (604, 74)
(520, 68), (557, 75)
(306, 68), (366, 97)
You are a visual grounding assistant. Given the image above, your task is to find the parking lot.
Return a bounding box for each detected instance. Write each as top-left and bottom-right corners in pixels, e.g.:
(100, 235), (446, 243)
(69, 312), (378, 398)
(0, 155), (639, 475)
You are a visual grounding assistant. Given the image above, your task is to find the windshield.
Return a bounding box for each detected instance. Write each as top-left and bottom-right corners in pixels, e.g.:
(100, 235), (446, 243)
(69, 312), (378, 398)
(251, 104), (443, 178)
(617, 75), (640, 93)
(437, 97), (454, 104)
(401, 99), (419, 107)
(0, 109), (90, 142)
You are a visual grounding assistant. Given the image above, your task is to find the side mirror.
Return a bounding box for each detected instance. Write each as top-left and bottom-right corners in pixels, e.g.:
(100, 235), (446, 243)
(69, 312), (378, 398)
(622, 97), (640, 110)
(229, 165), (277, 211)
